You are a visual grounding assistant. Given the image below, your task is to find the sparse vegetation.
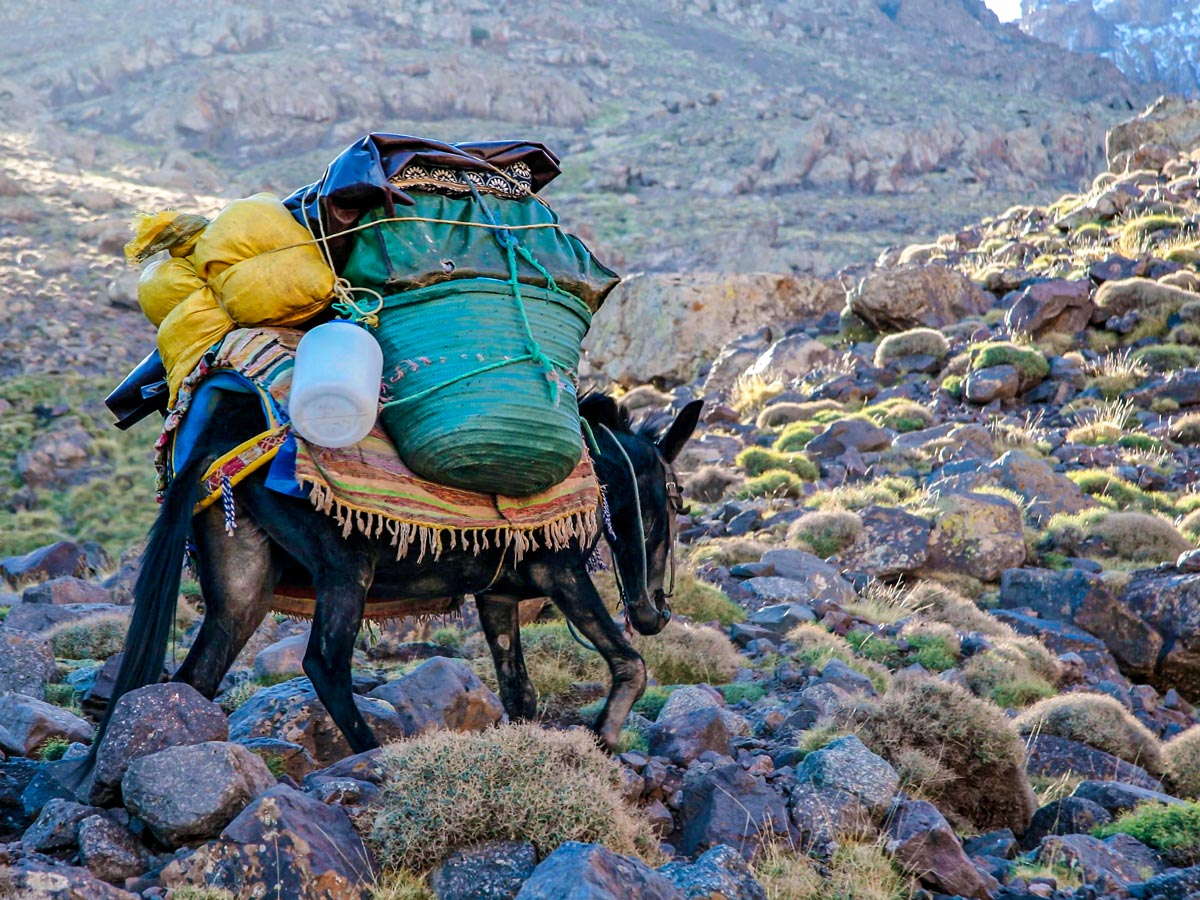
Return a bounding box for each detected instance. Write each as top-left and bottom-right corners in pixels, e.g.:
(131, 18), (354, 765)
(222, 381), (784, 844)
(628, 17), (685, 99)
(754, 841), (913, 900)
(47, 613), (129, 660)
(633, 620), (743, 685)
(739, 469), (808, 500)
(667, 573), (746, 626)
(1015, 693), (1164, 775)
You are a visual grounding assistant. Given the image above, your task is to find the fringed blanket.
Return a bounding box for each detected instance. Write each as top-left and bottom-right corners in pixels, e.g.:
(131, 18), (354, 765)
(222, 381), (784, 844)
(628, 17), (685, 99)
(158, 327), (600, 618)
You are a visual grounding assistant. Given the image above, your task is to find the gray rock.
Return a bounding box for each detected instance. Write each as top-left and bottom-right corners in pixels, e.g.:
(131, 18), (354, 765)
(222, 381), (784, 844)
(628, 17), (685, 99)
(1024, 797), (1112, 847)
(21, 797), (103, 852)
(0, 627), (57, 696)
(796, 735), (898, 818)
(841, 505), (932, 578)
(21, 576), (111, 606)
(1036, 833), (1161, 892)
(228, 676), (406, 766)
(745, 335), (833, 382)
(657, 844), (768, 900)
(1, 540), (109, 589)
(885, 799), (999, 899)
(964, 364), (1020, 403)
(3, 601), (128, 634)
(0, 858), (139, 899)
(927, 491), (1025, 582)
(91, 682), (229, 805)
(648, 707), (734, 767)
(1072, 779), (1187, 813)
(677, 763), (790, 860)
(122, 740), (276, 846)
(368, 656), (505, 736)
(251, 631), (309, 681)
(806, 417), (891, 458)
(656, 684), (723, 722)
(850, 264), (991, 333)
(746, 603), (815, 634)
(757, 549), (856, 605)
(0, 693), (93, 757)
(988, 450), (1098, 523)
(815, 658), (878, 696)
(1004, 278), (1092, 337)
(429, 840), (538, 900)
(235, 736), (318, 781)
(78, 813), (147, 883)
(788, 783), (875, 846)
(160, 784), (378, 899)
(962, 829), (1018, 860)
(1026, 735), (1161, 792)
(514, 841), (684, 899)
(1120, 570), (1200, 701)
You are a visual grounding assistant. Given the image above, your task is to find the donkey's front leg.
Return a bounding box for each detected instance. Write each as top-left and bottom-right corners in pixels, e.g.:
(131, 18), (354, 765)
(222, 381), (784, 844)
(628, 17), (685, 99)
(533, 562), (646, 751)
(477, 594), (538, 721)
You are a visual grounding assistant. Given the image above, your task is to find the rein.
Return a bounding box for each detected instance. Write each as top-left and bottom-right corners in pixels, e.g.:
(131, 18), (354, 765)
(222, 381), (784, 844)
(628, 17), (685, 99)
(597, 423), (649, 613)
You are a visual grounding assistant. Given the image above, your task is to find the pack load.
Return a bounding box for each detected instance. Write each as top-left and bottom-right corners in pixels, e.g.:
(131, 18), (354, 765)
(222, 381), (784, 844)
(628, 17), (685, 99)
(128, 196), (336, 401)
(286, 135), (619, 496)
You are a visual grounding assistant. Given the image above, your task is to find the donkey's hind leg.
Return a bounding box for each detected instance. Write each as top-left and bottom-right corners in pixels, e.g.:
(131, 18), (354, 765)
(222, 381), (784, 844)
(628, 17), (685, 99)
(476, 594), (538, 721)
(173, 501), (276, 698)
(531, 562), (646, 751)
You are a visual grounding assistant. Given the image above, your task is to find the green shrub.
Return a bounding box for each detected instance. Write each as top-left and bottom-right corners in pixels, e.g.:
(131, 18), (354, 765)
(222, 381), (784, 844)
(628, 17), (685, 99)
(718, 683), (766, 705)
(1094, 802), (1200, 866)
(963, 637), (1059, 708)
(1066, 469), (1159, 511)
(756, 400), (844, 429)
(1132, 343), (1199, 372)
(368, 724), (645, 870)
(739, 469), (807, 500)
(737, 447), (819, 480)
(863, 398), (935, 433)
(904, 634), (959, 673)
(970, 342), (1049, 385)
(1165, 726), (1200, 800)
(941, 374), (964, 399)
(788, 623), (856, 669)
(1015, 693), (1164, 775)
(874, 328), (950, 367)
(633, 620), (743, 685)
(45, 614), (128, 661)
(855, 677), (1038, 834)
(37, 735), (72, 761)
(668, 573), (746, 626)
(772, 422), (821, 453)
(787, 509), (863, 558)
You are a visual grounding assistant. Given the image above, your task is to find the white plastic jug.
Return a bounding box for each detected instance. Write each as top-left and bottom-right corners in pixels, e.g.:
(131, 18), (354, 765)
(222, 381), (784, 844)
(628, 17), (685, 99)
(289, 321), (383, 448)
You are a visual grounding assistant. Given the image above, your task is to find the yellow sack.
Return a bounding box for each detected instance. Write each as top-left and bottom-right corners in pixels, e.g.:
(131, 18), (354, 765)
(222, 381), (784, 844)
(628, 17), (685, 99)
(124, 211), (210, 265)
(138, 256), (205, 327)
(193, 193), (335, 327)
(157, 287), (234, 402)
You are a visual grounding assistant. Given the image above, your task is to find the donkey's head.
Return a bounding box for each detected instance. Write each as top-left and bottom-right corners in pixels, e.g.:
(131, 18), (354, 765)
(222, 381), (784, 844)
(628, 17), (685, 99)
(580, 393), (703, 636)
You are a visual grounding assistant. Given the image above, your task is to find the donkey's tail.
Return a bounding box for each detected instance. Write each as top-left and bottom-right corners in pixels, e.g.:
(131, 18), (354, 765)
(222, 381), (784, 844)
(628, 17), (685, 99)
(89, 451), (207, 754)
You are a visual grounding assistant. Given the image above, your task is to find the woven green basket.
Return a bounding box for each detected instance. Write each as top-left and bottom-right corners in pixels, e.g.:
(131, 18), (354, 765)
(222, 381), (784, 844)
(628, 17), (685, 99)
(374, 277), (591, 496)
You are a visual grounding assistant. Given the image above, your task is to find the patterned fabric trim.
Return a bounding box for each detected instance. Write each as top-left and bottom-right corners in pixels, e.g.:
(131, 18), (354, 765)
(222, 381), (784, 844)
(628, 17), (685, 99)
(388, 161), (533, 199)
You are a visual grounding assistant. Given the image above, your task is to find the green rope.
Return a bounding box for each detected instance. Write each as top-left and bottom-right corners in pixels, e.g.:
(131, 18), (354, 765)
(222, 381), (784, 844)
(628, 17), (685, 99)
(503, 238), (561, 404)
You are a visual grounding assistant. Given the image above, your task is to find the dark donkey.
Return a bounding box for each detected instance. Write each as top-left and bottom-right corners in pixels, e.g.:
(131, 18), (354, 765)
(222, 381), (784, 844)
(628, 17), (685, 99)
(91, 392), (702, 757)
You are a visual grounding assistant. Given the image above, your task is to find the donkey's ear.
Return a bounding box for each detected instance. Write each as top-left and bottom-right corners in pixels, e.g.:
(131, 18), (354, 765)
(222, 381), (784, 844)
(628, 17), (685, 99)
(658, 400), (703, 463)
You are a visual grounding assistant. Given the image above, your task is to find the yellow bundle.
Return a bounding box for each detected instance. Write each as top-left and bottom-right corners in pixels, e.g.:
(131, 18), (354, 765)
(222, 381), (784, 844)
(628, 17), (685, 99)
(128, 194), (336, 403)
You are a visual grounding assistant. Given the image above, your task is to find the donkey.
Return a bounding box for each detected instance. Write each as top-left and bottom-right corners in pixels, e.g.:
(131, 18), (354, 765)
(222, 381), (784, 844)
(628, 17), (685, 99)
(93, 392), (702, 755)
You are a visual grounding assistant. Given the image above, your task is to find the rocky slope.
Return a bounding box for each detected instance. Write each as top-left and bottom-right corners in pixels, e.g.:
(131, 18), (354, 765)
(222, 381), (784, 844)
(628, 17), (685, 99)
(1022, 0), (1200, 98)
(4, 102), (1200, 900)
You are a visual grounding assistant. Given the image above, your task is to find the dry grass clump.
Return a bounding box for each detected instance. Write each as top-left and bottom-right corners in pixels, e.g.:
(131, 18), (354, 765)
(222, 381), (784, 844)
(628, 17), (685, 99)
(862, 398), (935, 433)
(1165, 727), (1200, 800)
(855, 677), (1038, 834)
(732, 372), (785, 415)
(874, 328), (949, 367)
(737, 446), (820, 481)
(688, 538), (770, 568)
(754, 841), (913, 900)
(786, 623), (889, 693)
(1014, 693), (1164, 775)
(738, 469), (808, 500)
(667, 573), (746, 626)
(47, 613), (129, 660)
(371, 872), (435, 900)
(841, 579), (917, 625)
(1085, 352), (1148, 400)
(685, 465), (743, 503)
(368, 724), (643, 871)
(787, 509), (863, 558)
(1049, 509), (1191, 563)
(468, 622), (606, 709)
(1169, 412), (1200, 446)
(905, 582), (1008, 637)
(633, 619), (743, 685)
(756, 399), (844, 429)
(963, 636), (1060, 708)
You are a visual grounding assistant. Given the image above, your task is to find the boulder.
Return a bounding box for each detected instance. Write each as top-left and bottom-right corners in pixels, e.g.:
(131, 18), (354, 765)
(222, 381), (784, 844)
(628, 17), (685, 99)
(236, 736), (318, 781)
(21, 576), (111, 606)
(251, 631), (309, 681)
(1106, 96), (1200, 167)
(1024, 797), (1112, 847)
(1025, 735), (1160, 791)
(1126, 864), (1200, 900)
(744, 334), (834, 381)
(999, 568), (1162, 678)
(849, 265), (991, 333)
(1, 541), (109, 588)
(677, 763), (790, 860)
(21, 797), (103, 852)
(963, 364), (1020, 404)
(757, 550), (856, 605)
(3, 602), (128, 634)
(788, 783), (875, 847)
(160, 784), (378, 900)
(514, 841), (684, 899)
(795, 736), (898, 819)
(841, 505), (932, 578)
(926, 492), (1025, 582)
(1071, 779), (1187, 814)
(885, 799), (998, 899)
(90, 682), (228, 805)
(647, 707), (734, 767)
(1004, 279), (1093, 337)
(987, 450), (1098, 523)
(657, 844), (768, 900)
(0, 858), (139, 899)
(429, 840), (538, 900)
(78, 813), (148, 884)
(584, 272), (842, 386)
(656, 684), (723, 722)
(228, 676), (406, 766)
(0, 627), (57, 697)
(1120, 570), (1200, 701)
(0, 693), (93, 757)
(745, 603), (815, 635)
(805, 417), (890, 458)
(121, 741), (276, 846)
(367, 656), (505, 736)
(1036, 834), (1162, 893)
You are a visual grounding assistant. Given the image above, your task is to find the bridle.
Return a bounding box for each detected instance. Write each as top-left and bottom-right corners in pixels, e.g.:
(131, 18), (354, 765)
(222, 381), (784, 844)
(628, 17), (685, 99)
(596, 422), (686, 623)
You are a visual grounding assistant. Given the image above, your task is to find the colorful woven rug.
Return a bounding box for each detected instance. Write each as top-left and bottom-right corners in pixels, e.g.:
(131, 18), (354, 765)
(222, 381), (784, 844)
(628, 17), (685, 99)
(158, 328), (600, 618)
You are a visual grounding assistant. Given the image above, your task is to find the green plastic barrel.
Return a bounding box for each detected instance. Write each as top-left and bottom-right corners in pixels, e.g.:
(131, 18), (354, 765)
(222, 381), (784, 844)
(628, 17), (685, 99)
(373, 277), (591, 496)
